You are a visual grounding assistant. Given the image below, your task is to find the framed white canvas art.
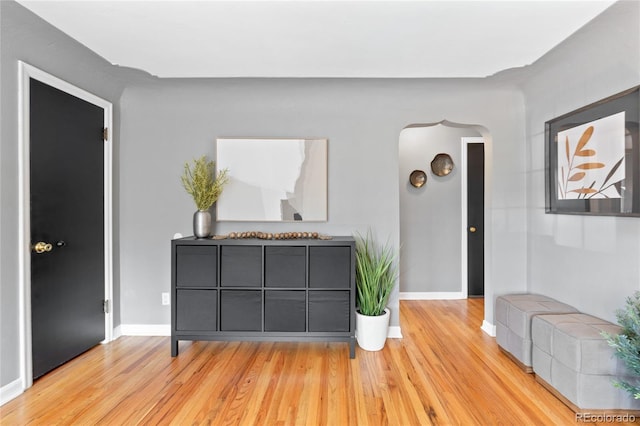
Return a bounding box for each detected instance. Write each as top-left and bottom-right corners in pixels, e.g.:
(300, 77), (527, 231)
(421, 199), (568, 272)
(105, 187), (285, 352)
(216, 138), (328, 222)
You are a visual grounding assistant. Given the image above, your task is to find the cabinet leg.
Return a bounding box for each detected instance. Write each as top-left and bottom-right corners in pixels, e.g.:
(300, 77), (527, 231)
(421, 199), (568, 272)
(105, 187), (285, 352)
(349, 337), (356, 359)
(171, 338), (178, 357)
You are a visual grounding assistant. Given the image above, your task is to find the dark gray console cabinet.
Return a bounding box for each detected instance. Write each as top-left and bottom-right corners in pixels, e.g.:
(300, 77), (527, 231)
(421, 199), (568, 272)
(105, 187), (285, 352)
(171, 236), (356, 358)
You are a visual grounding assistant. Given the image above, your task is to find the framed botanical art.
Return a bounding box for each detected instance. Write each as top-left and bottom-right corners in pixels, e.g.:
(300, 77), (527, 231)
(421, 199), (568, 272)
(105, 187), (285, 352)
(545, 86), (640, 216)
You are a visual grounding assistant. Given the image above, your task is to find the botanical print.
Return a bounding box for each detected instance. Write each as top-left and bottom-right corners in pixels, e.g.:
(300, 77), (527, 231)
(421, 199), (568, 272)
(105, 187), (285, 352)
(557, 111), (625, 200)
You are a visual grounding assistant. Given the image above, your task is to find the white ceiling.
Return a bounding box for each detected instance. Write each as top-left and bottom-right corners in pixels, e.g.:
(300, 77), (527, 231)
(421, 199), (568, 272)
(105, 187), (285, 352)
(17, 0), (616, 78)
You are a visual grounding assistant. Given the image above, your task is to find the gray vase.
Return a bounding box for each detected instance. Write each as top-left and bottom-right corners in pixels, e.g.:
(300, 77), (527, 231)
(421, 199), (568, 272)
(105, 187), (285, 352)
(193, 210), (212, 238)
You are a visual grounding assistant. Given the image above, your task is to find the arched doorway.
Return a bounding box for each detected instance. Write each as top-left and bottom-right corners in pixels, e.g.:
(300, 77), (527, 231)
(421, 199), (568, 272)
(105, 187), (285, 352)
(398, 120), (493, 332)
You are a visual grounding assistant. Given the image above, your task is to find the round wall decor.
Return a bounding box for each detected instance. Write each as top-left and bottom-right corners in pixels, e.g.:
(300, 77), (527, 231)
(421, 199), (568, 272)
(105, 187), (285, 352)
(431, 153), (454, 176)
(409, 170), (427, 188)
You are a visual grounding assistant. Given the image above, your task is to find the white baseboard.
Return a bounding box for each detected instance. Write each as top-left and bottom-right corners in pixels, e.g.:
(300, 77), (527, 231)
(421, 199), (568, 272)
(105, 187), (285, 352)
(113, 325), (123, 340)
(387, 326), (403, 339)
(120, 324), (170, 336)
(400, 292), (465, 300)
(355, 326), (403, 340)
(481, 320), (496, 337)
(1, 378), (23, 406)
(120, 323), (398, 340)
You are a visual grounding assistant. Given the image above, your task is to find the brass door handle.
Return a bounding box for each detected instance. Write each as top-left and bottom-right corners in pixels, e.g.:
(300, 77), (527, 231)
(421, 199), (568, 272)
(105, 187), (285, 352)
(33, 242), (53, 253)
(469, 226), (477, 233)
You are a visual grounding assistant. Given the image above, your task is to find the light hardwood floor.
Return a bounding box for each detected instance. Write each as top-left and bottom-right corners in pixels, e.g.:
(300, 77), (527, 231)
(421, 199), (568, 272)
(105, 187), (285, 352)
(0, 300), (616, 425)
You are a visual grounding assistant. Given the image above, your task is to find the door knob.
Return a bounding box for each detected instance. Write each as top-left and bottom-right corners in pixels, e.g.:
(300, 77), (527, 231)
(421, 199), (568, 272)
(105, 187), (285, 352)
(469, 226), (477, 233)
(33, 242), (53, 253)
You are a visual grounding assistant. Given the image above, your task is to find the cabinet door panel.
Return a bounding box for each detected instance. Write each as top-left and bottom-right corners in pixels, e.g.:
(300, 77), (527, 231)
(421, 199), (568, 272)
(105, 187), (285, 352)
(176, 289), (217, 330)
(309, 246), (350, 288)
(308, 291), (350, 332)
(221, 246), (262, 287)
(176, 246), (217, 287)
(265, 291), (306, 331)
(220, 290), (262, 331)
(265, 246), (306, 288)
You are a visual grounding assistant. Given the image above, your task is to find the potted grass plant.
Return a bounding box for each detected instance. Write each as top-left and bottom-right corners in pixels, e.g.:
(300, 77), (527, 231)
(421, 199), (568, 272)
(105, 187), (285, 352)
(181, 155), (229, 238)
(355, 230), (398, 351)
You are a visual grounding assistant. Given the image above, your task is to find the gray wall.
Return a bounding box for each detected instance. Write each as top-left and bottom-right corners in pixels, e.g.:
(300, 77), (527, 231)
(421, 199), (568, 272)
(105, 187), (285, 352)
(0, 1), (127, 387)
(523, 0), (640, 323)
(118, 78), (527, 330)
(399, 124), (481, 293)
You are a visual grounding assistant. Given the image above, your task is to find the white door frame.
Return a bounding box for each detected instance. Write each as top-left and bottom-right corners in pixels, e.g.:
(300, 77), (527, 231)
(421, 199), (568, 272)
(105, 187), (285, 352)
(460, 137), (484, 299)
(18, 62), (114, 389)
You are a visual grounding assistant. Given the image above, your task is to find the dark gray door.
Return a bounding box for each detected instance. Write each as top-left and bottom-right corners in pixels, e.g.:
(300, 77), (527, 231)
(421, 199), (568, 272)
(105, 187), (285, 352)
(467, 143), (484, 297)
(30, 78), (105, 379)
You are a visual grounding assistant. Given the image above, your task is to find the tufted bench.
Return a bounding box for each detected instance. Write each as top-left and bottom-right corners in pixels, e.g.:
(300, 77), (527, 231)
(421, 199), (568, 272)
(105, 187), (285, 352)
(496, 294), (578, 372)
(531, 313), (640, 412)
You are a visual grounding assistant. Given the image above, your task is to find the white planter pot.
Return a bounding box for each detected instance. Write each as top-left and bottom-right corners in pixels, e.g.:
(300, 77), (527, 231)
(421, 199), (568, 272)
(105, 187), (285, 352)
(356, 308), (390, 351)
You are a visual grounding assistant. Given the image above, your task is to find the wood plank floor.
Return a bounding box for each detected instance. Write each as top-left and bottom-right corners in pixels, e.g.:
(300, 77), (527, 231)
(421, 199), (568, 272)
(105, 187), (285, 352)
(0, 300), (618, 425)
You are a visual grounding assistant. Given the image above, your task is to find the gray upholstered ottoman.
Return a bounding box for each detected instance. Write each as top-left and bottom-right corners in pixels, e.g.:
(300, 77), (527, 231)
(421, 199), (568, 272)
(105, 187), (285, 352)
(496, 294), (578, 372)
(531, 313), (640, 411)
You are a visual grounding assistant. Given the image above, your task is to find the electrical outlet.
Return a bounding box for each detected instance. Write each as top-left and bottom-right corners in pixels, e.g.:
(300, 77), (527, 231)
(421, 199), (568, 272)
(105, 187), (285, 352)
(162, 292), (170, 306)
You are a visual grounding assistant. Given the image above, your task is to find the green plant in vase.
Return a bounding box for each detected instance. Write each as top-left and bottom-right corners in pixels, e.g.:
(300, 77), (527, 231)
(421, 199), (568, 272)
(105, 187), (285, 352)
(354, 230), (397, 351)
(181, 155), (229, 238)
(603, 292), (640, 399)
